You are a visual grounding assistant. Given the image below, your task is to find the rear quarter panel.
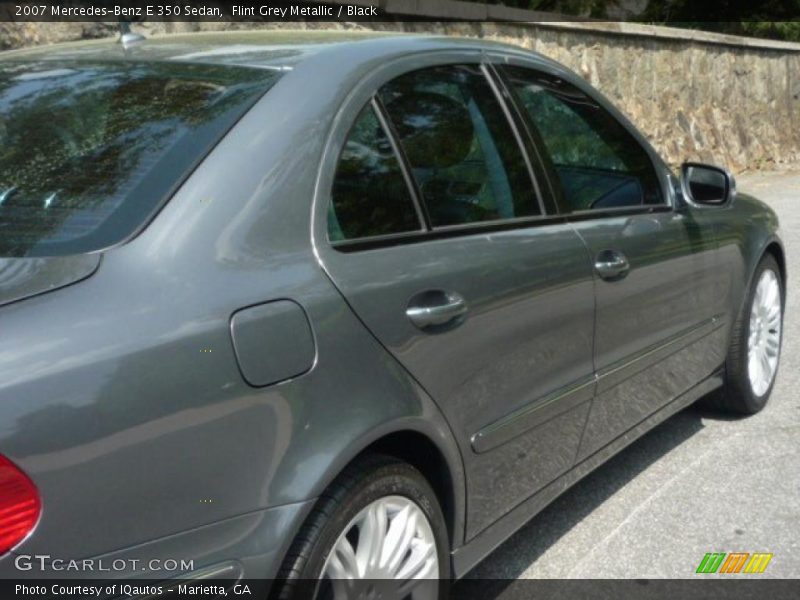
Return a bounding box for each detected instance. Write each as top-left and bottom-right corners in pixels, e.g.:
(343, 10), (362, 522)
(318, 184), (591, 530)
(0, 48), (466, 568)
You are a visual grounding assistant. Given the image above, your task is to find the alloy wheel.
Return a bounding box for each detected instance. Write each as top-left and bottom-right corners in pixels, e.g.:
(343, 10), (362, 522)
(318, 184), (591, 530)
(747, 268), (782, 397)
(318, 495), (439, 600)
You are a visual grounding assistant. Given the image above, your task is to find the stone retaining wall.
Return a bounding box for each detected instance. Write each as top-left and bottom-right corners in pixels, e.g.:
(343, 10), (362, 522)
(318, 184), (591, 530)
(2, 9), (799, 172)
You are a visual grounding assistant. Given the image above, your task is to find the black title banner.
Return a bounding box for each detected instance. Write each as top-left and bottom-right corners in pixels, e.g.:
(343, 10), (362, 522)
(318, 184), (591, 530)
(3, 579), (800, 599)
(2, 0), (385, 22)
(3, 0), (799, 23)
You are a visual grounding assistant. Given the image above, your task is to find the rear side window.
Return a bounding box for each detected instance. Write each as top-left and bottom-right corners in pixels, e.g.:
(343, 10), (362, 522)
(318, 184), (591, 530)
(0, 61), (279, 257)
(328, 104), (422, 242)
(379, 65), (540, 228)
(502, 66), (663, 212)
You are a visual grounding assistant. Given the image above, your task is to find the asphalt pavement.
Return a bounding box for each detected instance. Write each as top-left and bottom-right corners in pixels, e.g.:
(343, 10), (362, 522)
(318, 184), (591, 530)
(459, 171), (800, 582)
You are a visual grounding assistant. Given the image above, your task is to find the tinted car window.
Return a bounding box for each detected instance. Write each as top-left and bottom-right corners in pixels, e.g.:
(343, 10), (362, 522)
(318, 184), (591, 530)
(0, 61), (279, 258)
(379, 65), (540, 228)
(329, 104), (422, 242)
(502, 66), (663, 211)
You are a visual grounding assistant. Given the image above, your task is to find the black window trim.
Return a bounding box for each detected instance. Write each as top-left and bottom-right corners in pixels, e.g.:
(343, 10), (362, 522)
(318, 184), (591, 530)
(328, 59), (678, 253)
(333, 213), (567, 252)
(370, 95), (432, 232)
(485, 61), (567, 216)
(478, 62), (547, 218)
(492, 60), (674, 219)
(329, 60), (559, 251)
(328, 59), (679, 254)
(483, 61), (562, 217)
(332, 203), (672, 253)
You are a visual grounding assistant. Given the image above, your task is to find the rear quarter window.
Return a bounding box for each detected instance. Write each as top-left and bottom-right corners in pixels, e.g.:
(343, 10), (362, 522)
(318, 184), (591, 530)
(328, 103), (423, 242)
(0, 61), (279, 257)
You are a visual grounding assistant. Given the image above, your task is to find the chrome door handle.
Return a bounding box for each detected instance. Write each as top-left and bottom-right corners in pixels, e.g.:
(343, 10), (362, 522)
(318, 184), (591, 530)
(594, 249), (630, 281)
(406, 290), (468, 331)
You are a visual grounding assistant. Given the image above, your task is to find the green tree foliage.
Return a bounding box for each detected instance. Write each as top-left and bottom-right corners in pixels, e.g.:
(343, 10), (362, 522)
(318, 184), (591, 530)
(641, 0), (800, 41)
(736, 21), (800, 42)
(485, 0), (620, 18)
(467, 1), (800, 41)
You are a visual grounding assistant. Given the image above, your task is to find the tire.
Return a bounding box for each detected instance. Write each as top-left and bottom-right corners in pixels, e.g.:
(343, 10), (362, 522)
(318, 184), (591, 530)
(710, 253), (784, 415)
(271, 454), (450, 600)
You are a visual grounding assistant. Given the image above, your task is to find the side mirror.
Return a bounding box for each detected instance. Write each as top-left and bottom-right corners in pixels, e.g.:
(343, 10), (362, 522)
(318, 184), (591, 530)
(680, 162), (736, 207)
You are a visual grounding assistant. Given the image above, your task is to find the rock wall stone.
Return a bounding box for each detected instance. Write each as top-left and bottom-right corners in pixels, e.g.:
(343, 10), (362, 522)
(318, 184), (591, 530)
(475, 23), (800, 173)
(2, 19), (799, 172)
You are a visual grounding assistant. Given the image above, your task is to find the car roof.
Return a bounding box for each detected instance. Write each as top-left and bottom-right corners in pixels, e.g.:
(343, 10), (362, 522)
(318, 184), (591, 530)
(0, 29), (558, 73)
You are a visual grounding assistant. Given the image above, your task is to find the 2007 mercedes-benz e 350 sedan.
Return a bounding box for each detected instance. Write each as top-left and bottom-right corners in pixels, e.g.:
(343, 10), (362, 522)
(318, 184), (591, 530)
(0, 31), (785, 598)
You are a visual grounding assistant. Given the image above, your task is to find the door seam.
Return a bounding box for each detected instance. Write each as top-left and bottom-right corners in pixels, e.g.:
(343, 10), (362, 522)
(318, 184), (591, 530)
(567, 222), (599, 464)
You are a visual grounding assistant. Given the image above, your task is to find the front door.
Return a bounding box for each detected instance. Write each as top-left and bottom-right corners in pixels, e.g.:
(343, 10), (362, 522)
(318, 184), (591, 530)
(499, 64), (723, 459)
(317, 63), (596, 538)
(571, 211), (722, 458)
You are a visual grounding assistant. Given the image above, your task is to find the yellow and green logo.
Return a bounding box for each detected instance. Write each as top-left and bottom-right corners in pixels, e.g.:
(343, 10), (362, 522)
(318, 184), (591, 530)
(696, 552), (773, 574)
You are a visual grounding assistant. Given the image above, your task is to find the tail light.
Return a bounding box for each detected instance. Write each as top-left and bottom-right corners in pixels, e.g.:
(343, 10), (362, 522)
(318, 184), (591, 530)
(0, 455), (40, 554)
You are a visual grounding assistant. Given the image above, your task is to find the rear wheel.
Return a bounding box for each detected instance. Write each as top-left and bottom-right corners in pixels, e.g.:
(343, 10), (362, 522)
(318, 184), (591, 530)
(272, 454), (449, 600)
(712, 254), (783, 414)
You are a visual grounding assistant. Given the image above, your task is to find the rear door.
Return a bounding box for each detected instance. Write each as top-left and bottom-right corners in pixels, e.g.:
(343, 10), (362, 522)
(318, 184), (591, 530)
(498, 64), (725, 460)
(316, 62), (596, 538)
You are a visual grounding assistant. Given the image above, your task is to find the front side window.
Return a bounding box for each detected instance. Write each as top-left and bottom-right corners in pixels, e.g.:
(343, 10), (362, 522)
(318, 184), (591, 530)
(502, 66), (663, 212)
(328, 104), (422, 242)
(379, 65), (540, 228)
